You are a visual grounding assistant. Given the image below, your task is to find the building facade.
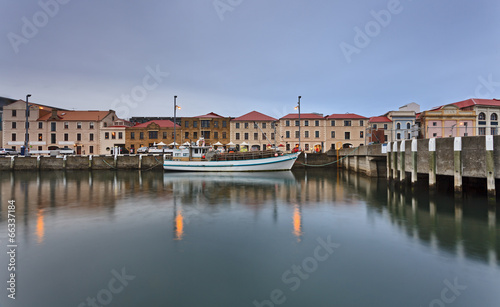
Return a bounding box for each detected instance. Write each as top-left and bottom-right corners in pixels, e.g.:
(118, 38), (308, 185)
(367, 116), (392, 144)
(2, 100), (116, 154)
(325, 114), (367, 149)
(230, 111), (278, 151)
(278, 113), (326, 152)
(125, 120), (181, 152)
(100, 119), (133, 154)
(418, 104), (476, 139)
(450, 98), (500, 136)
(180, 112), (231, 146)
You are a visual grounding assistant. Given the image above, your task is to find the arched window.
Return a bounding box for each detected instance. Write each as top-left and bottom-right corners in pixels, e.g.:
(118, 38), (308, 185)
(396, 123), (401, 129)
(406, 123), (411, 129)
(478, 112), (486, 120)
(491, 113), (498, 121)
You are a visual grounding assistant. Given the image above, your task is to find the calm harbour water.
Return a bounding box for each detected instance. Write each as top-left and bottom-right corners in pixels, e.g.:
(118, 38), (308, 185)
(0, 169), (499, 307)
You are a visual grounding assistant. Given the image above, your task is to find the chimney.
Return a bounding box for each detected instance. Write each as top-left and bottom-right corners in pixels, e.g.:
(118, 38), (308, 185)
(50, 109), (58, 120)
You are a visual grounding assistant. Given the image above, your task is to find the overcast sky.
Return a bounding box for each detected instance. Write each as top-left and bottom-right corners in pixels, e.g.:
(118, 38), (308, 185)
(2, 0), (500, 119)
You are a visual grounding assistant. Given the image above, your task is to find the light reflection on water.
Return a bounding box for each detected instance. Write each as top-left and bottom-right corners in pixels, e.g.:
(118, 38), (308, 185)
(0, 169), (498, 307)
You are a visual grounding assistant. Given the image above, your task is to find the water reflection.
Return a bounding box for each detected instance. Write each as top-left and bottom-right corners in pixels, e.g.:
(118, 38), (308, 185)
(0, 169), (497, 266)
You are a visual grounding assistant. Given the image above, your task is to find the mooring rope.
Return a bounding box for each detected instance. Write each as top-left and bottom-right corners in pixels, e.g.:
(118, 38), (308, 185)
(296, 146), (361, 167)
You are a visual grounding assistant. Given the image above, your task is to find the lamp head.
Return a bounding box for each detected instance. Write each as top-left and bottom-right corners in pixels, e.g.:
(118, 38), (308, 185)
(176, 105), (181, 110)
(27, 94), (31, 98)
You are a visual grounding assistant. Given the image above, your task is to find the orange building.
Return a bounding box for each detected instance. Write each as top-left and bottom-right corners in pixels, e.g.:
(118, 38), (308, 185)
(125, 120), (181, 152)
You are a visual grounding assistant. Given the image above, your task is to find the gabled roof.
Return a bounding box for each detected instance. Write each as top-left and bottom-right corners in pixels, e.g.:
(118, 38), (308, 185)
(233, 111), (277, 121)
(369, 116), (392, 123)
(133, 120), (180, 128)
(195, 112), (226, 118)
(326, 113), (367, 119)
(38, 110), (111, 121)
(451, 98), (500, 109)
(280, 113), (324, 120)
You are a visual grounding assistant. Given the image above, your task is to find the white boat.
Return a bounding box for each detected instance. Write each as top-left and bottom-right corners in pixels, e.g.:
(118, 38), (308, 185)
(163, 151), (300, 172)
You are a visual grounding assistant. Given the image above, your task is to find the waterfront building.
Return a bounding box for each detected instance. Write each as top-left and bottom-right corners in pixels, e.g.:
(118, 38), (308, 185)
(367, 116), (392, 144)
(2, 100), (116, 154)
(417, 104), (476, 139)
(100, 118), (133, 154)
(230, 111), (278, 151)
(325, 113), (367, 149)
(383, 103), (419, 141)
(448, 98), (500, 136)
(180, 112), (231, 146)
(0, 96), (17, 147)
(278, 113), (326, 152)
(125, 120), (181, 152)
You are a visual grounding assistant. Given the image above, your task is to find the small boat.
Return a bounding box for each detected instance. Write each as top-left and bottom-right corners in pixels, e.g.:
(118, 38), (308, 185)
(163, 147), (300, 172)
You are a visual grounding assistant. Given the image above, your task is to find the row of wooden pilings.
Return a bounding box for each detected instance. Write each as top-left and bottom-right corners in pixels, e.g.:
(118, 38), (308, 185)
(386, 136), (496, 200)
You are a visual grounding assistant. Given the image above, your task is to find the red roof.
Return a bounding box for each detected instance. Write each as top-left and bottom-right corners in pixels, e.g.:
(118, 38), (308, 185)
(195, 112), (226, 118)
(281, 113), (324, 119)
(369, 116), (392, 123)
(326, 113), (367, 119)
(233, 111), (277, 121)
(451, 98), (500, 109)
(133, 120), (180, 128)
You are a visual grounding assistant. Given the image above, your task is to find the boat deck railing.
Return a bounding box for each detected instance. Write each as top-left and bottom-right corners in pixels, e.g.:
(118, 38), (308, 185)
(209, 150), (283, 161)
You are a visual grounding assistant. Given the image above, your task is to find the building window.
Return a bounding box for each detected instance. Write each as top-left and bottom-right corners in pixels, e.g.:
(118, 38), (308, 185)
(64, 122), (69, 129)
(185, 132), (189, 139)
(286, 131), (290, 138)
(244, 122), (249, 129)
(38, 122), (43, 129)
(315, 131), (320, 138)
(51, 122), (56, 131)
(89, 146), (94, 154)
(77, 133), (82, 141)
(397, 133), (401, 140)
(11, 133), (16, 141)
(271, 133), (275, 140)
(118, 132), (122, 140)
(90, 133), (94, 141)
(236, 133), (240, 140)
(344, 120), (351, 126)
(64, 133), (69, 141)
(51, 133), (56, 144)
(372, 124), (377, 129)
(131, 132), (135, 139)
(304, 120), (309, 126)
(201, 120), (210, 128)
(90, 122), (94, 129)
(38, 134), (42, 141)
(244, 133), (249, 140)
(345, 132), (350, 140)
(331, 131), (335, 138)
(305, 144), (309, 151)
(193, 121), (198, 128)
(262, 123), (267, 129)
(384, 124), (388, 130)
(491, 113), (498, 121)
(221, 132), (225, 139)
(254, 122), (258, 129)
(396, 123), (401, 129)
(77, 122), (82, 129)
(111, 132), (116, 139)
(201, 131), (210, 139)
(11, 122), (16, 129)
(432, 122), (437, 126)
(360, 131), (364, 138)
(105, 132), (109, 139)
(286, 144), (290, 151)
(304, 131), (309, 138)
(407, 123), (411, 129)
(12, 110), (17, 117)
(214, 121), (219, 128)
(478, 112), (486, 120)
(253, 133), (258, 140)
(295, 131), (300, 138)
(236, 123), (240, 129)
(185, 121), (189, 128)
(214, 132), (218, 139)
(149, 131), (158, 139)
(331, 120), (335, 126)
(163, 132), (167, 139)
(139, 132), (144, 139)
(432, 133), (437, 137)
(286, 120), (290, 127)
(193, 132), (198, 139)
(262, 133), (266, 140)
(222, 121), (227, 128)
(408, 133), (411, 139)
(315, 120), (319, 127)
(295, 120), (299, 127)
(360, 120), (364, 126)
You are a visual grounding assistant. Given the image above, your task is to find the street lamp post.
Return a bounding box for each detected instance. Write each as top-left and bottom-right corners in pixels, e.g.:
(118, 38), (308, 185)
(173, 95), (181, 147)
(295, 96), (301, 151)
(25, 94), (31, 156)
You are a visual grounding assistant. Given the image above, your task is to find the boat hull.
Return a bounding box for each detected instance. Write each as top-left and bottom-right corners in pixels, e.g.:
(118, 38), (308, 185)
(163, 153), (299, 172)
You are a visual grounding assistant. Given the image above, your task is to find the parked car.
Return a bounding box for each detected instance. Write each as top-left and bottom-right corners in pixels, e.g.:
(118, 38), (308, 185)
(137, 147), (149, 153)
(0, 148), (19, 156)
